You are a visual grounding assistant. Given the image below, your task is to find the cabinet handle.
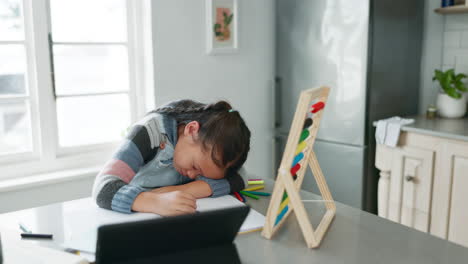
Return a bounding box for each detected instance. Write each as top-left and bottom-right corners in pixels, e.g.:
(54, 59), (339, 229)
(274, 76), (282, 128)
(405, 175), (415, 182)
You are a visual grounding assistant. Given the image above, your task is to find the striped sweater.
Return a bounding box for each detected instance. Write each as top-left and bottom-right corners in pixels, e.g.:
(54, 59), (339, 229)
(92, 112), (245, 214)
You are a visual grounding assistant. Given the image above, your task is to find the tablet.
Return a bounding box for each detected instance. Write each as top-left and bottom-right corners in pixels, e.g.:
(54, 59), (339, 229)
(95, 206), (250, 264)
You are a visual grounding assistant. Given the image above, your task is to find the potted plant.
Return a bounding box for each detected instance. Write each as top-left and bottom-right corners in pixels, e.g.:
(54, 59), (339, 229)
(433, 69), (467, 118)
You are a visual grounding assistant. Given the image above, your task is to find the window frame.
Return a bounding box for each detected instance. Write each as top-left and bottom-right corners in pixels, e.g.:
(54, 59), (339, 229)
(0, 0), (154, 180)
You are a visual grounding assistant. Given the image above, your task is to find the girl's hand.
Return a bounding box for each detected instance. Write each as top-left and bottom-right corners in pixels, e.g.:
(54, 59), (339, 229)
(132, 191), (197, 216)
(150, 185), (180, 194)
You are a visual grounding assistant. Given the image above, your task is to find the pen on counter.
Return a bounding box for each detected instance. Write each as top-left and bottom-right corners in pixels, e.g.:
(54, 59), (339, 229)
(21, 233), (53, 239)
(19, 222), (53, 239)
(19, 222), (31, 234)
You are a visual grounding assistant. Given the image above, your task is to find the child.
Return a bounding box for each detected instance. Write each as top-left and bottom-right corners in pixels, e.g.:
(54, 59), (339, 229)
(92, 99), (250, 216)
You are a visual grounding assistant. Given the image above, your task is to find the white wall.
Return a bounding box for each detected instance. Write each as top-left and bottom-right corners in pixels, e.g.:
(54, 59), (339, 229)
(419, 0), (445, 114)
(151, 0), (276, 178)
(441, 14), (468, 76)
(420, 0), (468, 113)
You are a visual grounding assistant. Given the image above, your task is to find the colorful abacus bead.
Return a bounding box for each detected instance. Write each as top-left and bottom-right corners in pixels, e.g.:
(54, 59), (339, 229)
(311, 102), (325, 113)
(292, 152), (304, 167)
(299, 129), (310, 142)
(295, 141), (306, 155)
(303, 118), (313, 129)
(275, 205), (289, 225)
(290, 163), (301, 175)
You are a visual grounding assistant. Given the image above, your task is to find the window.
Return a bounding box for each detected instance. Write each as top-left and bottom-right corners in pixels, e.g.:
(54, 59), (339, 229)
(0, 0), (33, 156)
(0, 0), (154, 179)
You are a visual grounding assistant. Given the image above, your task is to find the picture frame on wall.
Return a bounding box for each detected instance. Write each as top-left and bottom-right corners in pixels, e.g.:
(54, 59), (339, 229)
(206, 0), (238, 55)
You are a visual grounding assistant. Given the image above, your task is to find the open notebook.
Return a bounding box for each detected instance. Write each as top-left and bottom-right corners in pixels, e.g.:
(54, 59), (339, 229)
(62, 195), (265, 254)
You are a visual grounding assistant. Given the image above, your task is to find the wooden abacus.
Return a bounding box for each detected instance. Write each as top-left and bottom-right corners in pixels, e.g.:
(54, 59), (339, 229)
(261, 86), (335, 248)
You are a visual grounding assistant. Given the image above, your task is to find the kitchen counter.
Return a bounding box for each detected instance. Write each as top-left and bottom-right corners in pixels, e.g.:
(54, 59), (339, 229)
(237, 179), (468, 263)
(1, 179), (468, 263)
(401, 116), (468, 142)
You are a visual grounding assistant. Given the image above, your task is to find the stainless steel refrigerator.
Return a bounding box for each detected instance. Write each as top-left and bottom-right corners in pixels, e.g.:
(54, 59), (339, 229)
(274, 0), (424, 213)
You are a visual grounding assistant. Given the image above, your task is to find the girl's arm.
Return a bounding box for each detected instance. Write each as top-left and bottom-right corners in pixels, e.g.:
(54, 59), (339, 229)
(151, 180), (212, 198)
(132, 190), (196, 215)
(152, 170), (246, 198)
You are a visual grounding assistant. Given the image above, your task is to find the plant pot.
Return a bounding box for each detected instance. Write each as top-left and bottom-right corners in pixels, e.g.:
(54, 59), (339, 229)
(436, 93), (467, 118)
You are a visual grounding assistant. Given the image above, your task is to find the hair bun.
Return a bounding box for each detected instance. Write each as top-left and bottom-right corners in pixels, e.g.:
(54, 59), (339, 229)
(205, 101), (232, 112)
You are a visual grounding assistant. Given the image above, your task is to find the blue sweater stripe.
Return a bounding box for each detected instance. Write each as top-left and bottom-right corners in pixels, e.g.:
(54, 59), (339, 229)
(198, 176), (231, 198)
(113, 139), (144, 173)
(112, 185), (145, 214)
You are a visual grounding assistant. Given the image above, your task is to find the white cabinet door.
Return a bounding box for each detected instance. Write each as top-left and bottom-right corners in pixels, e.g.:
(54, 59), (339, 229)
(432, 142), (468, 247)
(388, 146), (434, 232)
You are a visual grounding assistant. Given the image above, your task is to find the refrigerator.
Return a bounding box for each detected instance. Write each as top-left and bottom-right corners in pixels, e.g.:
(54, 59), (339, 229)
(274, 0), (424, 213)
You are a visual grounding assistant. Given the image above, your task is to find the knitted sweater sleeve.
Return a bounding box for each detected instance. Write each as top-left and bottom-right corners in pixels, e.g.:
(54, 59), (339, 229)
(197, 172), (245, 197)
(91, 116), (162, 213)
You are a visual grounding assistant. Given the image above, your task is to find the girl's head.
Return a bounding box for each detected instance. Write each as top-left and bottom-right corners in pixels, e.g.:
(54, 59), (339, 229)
(154, 100), (251, 180)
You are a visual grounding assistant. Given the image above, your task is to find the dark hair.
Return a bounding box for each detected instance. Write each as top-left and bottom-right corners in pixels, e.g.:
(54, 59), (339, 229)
(152, 99), (251, 176)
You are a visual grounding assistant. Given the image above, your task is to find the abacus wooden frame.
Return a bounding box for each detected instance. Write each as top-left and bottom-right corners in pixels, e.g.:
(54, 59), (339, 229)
(261, 86), (336, 248)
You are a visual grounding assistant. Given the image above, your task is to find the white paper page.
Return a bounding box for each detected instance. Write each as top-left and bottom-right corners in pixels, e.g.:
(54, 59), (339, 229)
(196, 195), (265, 233)
(0, 229), (88, 264)
(62, 196), (265, 254)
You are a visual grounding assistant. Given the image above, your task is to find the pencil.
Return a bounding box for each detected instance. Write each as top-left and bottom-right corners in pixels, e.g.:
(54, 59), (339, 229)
(239, 191), (259, 200)
(233, 192), (243, 202)
(238, 192), (246, 202)
(248, 180), (264, 185)
(243, 185), (264, 192)
(243, 191), (270, 196)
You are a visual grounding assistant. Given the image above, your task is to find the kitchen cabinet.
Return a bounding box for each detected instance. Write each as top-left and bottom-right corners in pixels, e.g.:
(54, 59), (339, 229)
(375, 116), (468, 247)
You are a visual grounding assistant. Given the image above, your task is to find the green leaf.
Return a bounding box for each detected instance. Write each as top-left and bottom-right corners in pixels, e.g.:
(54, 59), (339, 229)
(226, 14), (233, 25)
(446, 68), (455, 77)
(442, 71), (452, 92)
(445, 87), (462, 99)
(455, 73), (467, 82)
(455, 81), (467, 92)
(223, 12), (229, 25)
(433, 69), (444, 83)
(213, 23), (221, 34)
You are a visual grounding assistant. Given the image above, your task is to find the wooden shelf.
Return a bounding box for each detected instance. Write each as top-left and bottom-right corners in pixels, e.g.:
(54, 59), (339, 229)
(435, 5), (468, 14)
